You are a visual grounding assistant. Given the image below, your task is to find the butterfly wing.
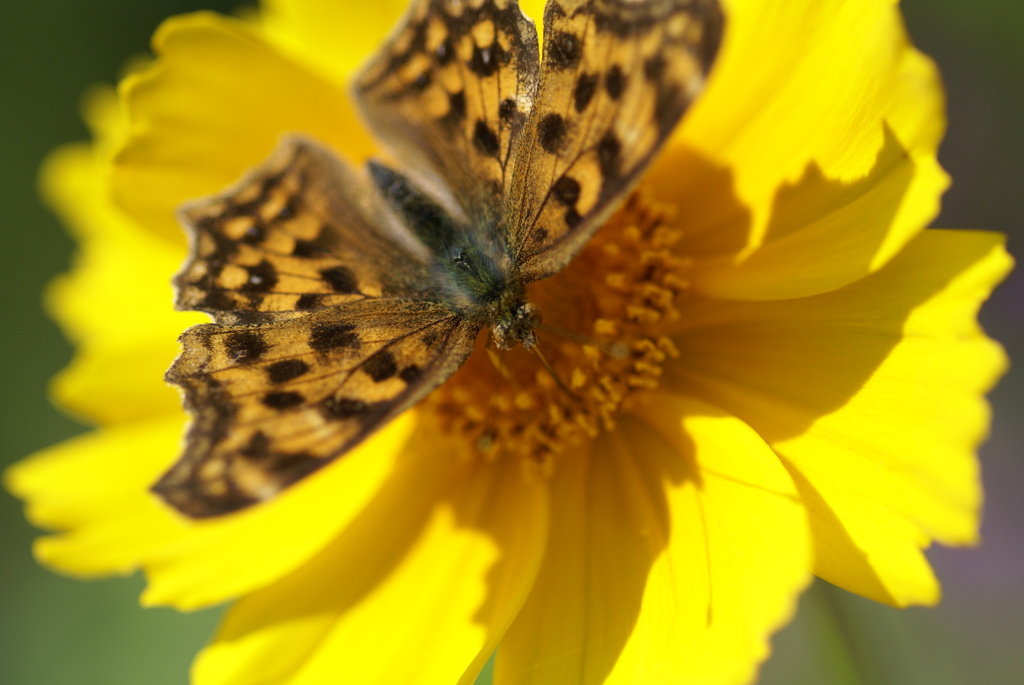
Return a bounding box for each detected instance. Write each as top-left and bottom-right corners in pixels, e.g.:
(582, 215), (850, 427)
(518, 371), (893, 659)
(353, 0), (539, 227)
(506, 0), (723, 281)
(158, 303), (479, 517)
(160, 137), (482, 517)
(174, 136), (434, 325)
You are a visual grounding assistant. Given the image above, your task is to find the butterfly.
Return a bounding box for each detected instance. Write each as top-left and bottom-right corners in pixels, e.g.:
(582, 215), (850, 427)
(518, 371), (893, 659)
(154, 0), (723, 517)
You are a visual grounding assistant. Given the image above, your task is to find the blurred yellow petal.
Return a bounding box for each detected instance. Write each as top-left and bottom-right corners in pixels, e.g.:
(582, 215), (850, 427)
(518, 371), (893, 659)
(261, 0), (410, 85)
(657, 0), (947, 300)
(8, 410), (423, 610)
(79, 84), (125, 157)
(668, 229), (1011, 605)
(40, 143), (195, 340)
(496, 402), (810, 685)
(139, 413), (419, 610)
(50, 338), (185, 424)
(111, 12), (375, 241)
(39, 141), (201, 422)
(194, 434), (548, 685)
(6, 417), (190, 573)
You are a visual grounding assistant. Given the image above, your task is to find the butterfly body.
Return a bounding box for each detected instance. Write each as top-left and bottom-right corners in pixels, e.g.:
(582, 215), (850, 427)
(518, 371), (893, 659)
(157, 0), (723, 517)
(369, 160), (538, 350)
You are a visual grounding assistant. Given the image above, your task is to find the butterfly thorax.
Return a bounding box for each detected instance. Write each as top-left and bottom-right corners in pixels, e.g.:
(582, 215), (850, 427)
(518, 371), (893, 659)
(371, 161), (540, 351)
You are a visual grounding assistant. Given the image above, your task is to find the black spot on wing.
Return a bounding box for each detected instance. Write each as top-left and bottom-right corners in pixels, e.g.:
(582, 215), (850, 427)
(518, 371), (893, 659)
(547, 31), (581, 70)
(262, 391), (305, 410)
(473, 120), (500, 156)
(399, 364), (422, 383)
(605, 66), (626, 100)
(202, 290), (237, 312)
(435, 36), (454, 65)
(499, 97), (518, 123)
(273, 201), (295, 223)
(240, 223), (266, 246)
(538, 113), (567, 154)
(410, 70), (432, 92)
(310, 322), (359, 351)
(552, 176), (581, 206)
(596, 131), (622, 182)
(242, 260), (278, 293)
(468, 42), (505, 77)
(266, 359), (310, 384)
(564, 207), (582, 228)
(441, 90), (467, 128)
(291, 239), (320, 259)
(320, 265), (359, 294)
(203, 227), (239, 262)
(296, 293), (322, 310)
(224, 330), (268, 364)
(644, 54), (666, 81)
(573, 73), (598, 112)
(363, 349), (398, 382)
(321, 396), (369, 420)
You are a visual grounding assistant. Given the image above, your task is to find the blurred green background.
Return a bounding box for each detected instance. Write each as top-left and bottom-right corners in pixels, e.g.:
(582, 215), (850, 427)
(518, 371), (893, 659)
(1, 1), (1021, 683)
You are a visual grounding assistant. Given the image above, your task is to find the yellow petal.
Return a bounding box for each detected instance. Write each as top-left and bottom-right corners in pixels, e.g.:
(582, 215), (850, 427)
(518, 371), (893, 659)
(495, 399), (810, 685)
(6, 412), (423, 610)
(79, 84), (126, 157)
(39, 141), (203, 422)
(40, 143), (192, 337)
(111, 12), (375, 241)
(139, 413), (418, 610)
(668, 229), (1011, 605)
(655, 0), (948, 300)
(5, 418), (191, 574)
(519, 0), (545, 23)
(49, 337), (187, 425)
(260, 0), (410, 85)
(193, 431), (548, 685)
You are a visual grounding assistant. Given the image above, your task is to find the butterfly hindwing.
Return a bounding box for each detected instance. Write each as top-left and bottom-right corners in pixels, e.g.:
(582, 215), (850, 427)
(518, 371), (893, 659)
(174, 137), (433, 324)
(160, 136), (485, 517)
(505, 0), (723, 280)
(354, 0), (539, 226)
(157, 302), (480, 517)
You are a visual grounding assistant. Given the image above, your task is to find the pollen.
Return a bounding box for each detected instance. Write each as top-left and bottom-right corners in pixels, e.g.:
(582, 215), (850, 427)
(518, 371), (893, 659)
(425, 190), (688, 474)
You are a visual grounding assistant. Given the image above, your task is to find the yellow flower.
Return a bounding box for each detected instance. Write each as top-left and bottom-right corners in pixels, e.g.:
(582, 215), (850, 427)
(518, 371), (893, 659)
(6, 0), (1011, 683)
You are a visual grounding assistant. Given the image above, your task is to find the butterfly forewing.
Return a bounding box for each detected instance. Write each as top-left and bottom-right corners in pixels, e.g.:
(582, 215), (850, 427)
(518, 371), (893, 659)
(158, 303), (479, 517)
(175, 137), (433, 324)
(159, 137), (483, 517)
(506, 0), (723, 281)
(354, 0), (539, 226)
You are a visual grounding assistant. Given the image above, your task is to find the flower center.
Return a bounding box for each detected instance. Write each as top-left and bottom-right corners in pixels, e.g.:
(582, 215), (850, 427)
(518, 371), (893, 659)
(424, 189), (687, 473)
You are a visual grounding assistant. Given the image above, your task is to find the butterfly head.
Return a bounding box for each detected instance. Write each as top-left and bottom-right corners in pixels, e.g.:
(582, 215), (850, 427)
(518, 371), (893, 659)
(491, 299), (540, 351)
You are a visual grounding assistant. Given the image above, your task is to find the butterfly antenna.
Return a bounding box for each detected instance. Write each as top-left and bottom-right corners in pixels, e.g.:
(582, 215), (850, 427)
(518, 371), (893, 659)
(535, 323), (629, 360)
(532, 340), (581, 402)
